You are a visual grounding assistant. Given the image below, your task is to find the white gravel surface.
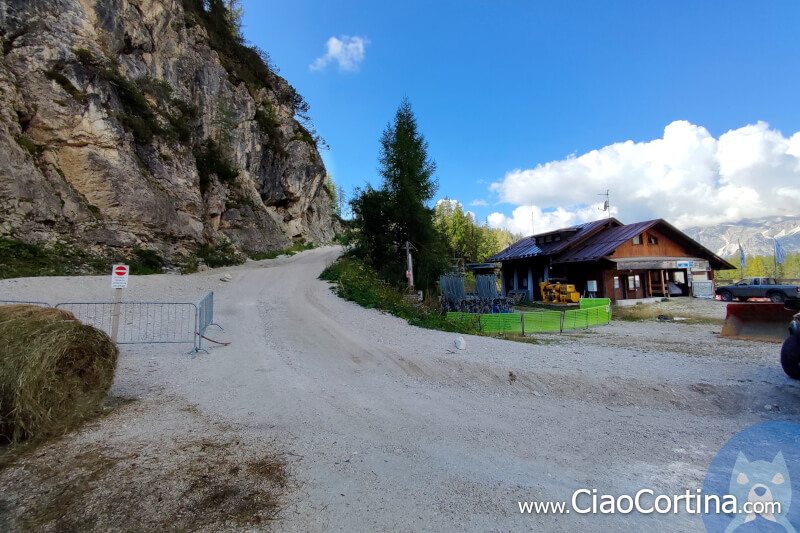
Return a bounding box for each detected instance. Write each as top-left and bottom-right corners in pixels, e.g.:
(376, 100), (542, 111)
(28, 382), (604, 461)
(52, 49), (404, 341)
(1, 245), (799, 532)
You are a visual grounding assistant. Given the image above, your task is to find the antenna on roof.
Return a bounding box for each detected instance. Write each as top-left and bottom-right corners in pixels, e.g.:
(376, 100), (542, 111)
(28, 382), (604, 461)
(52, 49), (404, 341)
(530, 207), (535, 236)
(598, 189), (610, 219)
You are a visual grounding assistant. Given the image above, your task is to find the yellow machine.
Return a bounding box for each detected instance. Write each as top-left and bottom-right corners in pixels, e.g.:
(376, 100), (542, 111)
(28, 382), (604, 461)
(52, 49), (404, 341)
(540, 281), (581, 304)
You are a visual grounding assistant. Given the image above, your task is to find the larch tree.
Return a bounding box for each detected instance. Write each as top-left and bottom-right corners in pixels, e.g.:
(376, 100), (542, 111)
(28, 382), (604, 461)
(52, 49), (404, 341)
(350, 98), (447, 289)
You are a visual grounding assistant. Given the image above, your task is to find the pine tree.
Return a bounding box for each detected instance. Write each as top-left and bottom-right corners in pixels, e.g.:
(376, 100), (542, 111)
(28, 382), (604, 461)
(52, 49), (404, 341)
(350, 98), (447, 289)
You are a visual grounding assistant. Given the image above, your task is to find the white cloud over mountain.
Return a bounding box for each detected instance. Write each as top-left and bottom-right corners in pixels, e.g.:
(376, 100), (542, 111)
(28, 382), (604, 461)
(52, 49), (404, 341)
(487, 121), (800, 235)
(310, 36), (369, 72)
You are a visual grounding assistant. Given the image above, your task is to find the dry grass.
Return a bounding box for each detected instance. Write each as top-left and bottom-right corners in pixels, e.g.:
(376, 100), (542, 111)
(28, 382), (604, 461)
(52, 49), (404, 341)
(0, 305), (118, 442)
(2, 435), (289, 531)
(612, 302), (724, 325)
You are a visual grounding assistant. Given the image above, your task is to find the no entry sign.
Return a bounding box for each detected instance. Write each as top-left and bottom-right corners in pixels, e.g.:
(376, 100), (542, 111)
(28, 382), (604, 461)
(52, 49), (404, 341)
(111, 264), (129, 289)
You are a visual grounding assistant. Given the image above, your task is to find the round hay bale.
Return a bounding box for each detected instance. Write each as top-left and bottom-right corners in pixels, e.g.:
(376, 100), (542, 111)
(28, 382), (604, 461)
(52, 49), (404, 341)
(0, 304), (76, 321)
(0, 305), (118, 443)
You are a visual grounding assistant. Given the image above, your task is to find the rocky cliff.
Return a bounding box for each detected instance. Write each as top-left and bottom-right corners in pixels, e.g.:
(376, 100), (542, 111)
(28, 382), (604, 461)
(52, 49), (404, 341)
(0, 0), (335, 267)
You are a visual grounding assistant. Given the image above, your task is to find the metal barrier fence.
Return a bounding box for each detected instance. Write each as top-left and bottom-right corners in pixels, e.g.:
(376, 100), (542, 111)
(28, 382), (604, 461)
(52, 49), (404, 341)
(2, 292), (218, 354)
(197, 291), (221, 338)
(55, 301), (199, 346)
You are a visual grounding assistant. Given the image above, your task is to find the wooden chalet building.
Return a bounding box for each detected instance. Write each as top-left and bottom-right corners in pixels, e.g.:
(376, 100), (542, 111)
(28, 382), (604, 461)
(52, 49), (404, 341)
(488, 218), (735, 303)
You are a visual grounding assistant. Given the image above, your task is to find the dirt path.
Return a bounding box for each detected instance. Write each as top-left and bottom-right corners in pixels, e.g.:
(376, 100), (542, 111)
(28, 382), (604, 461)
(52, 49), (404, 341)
(1, 246), (799, 531)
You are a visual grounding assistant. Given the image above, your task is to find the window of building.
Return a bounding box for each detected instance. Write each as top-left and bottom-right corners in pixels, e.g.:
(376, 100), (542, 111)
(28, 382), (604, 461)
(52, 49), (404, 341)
(632, 234), (643, 245)
(545, 235), (552, 243)
(614, 277), (620, 289)
(647, 234), (658, 244)
(628, 275), (640, 290)
(554, 235), (561, 242)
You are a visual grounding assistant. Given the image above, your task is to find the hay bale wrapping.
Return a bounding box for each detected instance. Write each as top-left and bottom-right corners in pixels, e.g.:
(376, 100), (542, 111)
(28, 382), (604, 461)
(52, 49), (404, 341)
(0, 305), (118, 442)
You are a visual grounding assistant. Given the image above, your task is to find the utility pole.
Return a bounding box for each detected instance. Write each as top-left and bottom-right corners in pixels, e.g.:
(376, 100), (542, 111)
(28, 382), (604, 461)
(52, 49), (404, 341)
(403, 241), (417, 290)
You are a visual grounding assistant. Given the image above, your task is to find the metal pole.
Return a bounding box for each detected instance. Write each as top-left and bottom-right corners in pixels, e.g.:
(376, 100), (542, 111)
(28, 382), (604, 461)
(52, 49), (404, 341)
(404, 241), (415, 290)
(110, 288), (122, 343)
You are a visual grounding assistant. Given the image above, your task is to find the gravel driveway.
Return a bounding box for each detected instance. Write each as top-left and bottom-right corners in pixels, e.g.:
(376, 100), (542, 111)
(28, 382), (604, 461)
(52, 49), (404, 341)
(1, 246), (798, 532)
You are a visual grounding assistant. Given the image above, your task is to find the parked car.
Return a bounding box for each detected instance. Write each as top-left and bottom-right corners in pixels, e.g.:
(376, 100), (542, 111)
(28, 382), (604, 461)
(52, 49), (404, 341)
(715, 277), (800, 303)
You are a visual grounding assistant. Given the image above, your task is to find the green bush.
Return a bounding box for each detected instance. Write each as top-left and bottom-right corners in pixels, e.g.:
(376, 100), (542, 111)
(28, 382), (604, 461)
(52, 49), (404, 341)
(43, 69), (87, 103)
(130, 248), (166, 275)
(101, 69), (162, 144)
(193, 139), (239, 193)
(182, 0), (275, 94)
(197, 241), (243, 268)
(166, 99), (198, 145)
(319, 256), (478, 334)
(254, 102), (287, 157)
(73, 47), (97, 67)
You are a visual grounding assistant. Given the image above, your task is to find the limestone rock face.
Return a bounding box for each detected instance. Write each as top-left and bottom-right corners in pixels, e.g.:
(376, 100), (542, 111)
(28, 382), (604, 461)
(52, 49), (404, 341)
(0, 0), (335, 260)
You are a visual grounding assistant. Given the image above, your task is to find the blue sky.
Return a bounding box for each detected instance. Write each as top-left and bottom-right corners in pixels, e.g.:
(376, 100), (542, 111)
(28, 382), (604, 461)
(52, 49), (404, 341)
(241, 1), (800, 234)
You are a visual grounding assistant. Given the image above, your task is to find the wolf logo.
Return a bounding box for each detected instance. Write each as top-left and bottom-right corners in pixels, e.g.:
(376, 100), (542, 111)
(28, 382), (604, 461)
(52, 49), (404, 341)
(725, 451), (796, 533)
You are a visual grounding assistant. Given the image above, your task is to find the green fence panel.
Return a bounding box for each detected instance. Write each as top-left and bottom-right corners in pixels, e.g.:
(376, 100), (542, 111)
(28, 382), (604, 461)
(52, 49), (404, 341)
(522, 311), (563, 332)
(449, 303), (611, 335)
(479, 313), (523, 334)
(564, 306), (612, 329)
(563, 308), (589, 329)
(590, 305), (612, 325)
(580, 298), (611, 309)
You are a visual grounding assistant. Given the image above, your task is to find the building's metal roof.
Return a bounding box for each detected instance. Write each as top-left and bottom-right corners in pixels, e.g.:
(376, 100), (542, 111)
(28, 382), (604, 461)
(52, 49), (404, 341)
(556, 220), (660, 263)
(489, 217), (736, 270)
(555, 218), (735, 270)
(488, 218), (616, 262)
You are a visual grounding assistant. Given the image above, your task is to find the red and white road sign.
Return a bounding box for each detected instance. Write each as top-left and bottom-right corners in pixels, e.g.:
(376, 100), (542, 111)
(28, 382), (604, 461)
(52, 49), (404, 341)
(111, 264), (129, 289)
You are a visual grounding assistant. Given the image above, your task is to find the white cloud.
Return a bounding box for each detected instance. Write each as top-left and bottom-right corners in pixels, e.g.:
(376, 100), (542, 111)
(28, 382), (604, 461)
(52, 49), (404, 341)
(470, 199), (488, 206)
(310, 36), (369, 72)
(487, 120), (800, 234)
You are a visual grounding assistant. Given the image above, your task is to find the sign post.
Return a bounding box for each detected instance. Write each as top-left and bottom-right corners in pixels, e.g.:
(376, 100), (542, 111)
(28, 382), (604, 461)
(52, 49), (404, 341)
(110, 264), (129, 343)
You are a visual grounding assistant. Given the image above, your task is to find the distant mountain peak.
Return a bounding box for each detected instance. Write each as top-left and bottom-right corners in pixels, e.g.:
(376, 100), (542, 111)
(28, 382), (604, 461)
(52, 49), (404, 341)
(684, 216), (800, 257)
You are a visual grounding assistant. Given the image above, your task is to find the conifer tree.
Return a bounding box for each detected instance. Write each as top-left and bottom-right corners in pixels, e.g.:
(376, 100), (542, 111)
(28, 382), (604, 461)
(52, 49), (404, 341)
(350, 98), (447, 289)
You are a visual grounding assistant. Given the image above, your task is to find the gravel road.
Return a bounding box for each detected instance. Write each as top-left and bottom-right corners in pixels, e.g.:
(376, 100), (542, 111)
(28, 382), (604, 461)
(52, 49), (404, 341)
(1, 246), (798, 532)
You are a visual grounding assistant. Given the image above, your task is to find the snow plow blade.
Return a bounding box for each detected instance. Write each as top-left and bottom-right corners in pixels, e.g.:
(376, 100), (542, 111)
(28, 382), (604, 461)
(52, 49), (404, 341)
(720, 303), (795, 343)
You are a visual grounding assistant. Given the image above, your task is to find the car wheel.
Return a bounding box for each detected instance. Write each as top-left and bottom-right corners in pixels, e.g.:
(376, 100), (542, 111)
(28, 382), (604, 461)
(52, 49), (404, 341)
(781, 333), (800, 380)
(770, 292), (786, 303)
(736, 297), (748, 302)
(719, 291), (733, 302)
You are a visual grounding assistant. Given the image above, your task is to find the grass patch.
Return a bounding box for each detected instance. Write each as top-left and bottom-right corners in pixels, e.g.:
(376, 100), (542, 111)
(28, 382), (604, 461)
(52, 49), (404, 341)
(197, 241), (244, 268)
(320, 256), (479, 334)
(0, 238), (110, 279)
(13, 135), (41, 156)
(2, 434), (288, 530)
